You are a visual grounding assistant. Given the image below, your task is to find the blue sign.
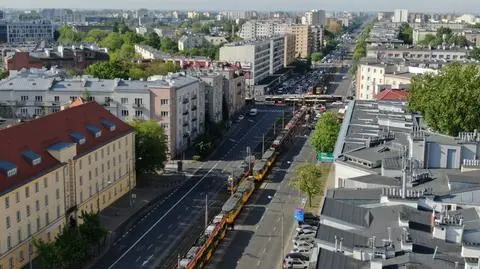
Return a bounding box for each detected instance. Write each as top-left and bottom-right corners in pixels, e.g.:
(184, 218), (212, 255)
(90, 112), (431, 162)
(294, 208), (304, 222)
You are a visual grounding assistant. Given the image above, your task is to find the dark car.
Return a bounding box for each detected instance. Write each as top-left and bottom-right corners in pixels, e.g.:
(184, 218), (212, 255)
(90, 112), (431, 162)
(285, 253), (309, 261)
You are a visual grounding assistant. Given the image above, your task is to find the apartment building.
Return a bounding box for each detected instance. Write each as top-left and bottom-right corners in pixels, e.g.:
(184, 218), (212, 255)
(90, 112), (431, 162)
(238, 20), (290, 40)
(2, 20), (55, 44)
(284, 33), (296, 67)
(178, 35), (206, 51)
(310, 25), (324, 53)
(0, 102), (135, 269)
(366, 45), (468, 61)
(218, 68), (246, 118)
(303, 9), (326, 27)
(148, 74), (205, 157)
(192, 72), (224, 123)
(219, 36), (285, 88)
(134, 44), (170, 60)
(393, 9), (409, 23)
(287, 25), (311, 58)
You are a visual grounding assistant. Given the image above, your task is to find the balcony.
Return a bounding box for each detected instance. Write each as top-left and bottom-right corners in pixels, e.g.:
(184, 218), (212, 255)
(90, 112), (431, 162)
(34, 101), (45, 106)
(191, 105), (197, 111)
(133, 103), (144, 108)
(182, 98), (189, 104)
(182, 110), (189, 116)
(191, 95), (197, 100)
(183, 122), (189, 127)
(192, 117), (197, 122)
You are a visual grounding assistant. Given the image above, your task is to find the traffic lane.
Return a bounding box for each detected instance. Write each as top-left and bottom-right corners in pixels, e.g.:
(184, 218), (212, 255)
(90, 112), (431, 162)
(112, 168), (229, 269)
(93, 162), (219, 268)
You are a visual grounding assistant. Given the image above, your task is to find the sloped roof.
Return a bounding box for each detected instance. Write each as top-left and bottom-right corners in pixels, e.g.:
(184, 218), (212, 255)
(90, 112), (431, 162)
(321, 198), (373, 227)
(0, 102), (133, 196)
(376, 88), (408, 101)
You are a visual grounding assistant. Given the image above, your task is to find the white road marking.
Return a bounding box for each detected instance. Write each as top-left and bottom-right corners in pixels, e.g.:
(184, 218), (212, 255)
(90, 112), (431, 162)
(135, 256), (141, 262)
(107, 163), (219, 269)
(141, 255), (153, 266)
(147, 244), (153, 250)
(257, 261), (261, 266)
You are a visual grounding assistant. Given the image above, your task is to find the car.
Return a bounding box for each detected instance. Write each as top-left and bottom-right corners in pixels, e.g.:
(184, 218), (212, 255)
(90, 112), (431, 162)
(292, 246), (313, 255)
(293, 241), (314, 249)
(285, 253), (309, 261)
(295, 229), (316, 236)
(296, 224), (316, 232)
(292, 233), (315, 243)
(283, 258), (309, 269)
(237, 115), (245, 121)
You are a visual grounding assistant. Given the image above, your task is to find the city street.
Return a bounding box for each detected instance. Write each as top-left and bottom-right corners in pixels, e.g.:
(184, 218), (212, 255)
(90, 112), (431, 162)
(207, 126), (316, 269)
(91, 107), (284, 269)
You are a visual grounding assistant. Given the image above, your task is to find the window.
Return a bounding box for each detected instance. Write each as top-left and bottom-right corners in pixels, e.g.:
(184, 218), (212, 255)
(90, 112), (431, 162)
(36, 217), (41, 231)
(95, 152), (98, 161)
(161, 123), (169, 129)
(45, 212), (49, 225)
(35, 182), (39, 193)
(27, 223), (31, 236)
(44, 195), (48, 206)
(89, 186), (92, 197)
(88, 155), (91, 165)
(56, 189), (60, 199)
(160, 99), (169, 105)
(6, 216), (10, 228)
(26, 205), (30, 217)
(121, 110), (129, 117)
(134, 98), (143, 105)
(7, 235), (11, 250)
(17, 229), (22, 243)
(35, 96), (42, 102)
(34, 108), (43, 115)
(121, 97), (128, 104)
(107, 161), (110, 170)
(89, 171), (92, 181)
(135, 110), (143, 117)
(57, 205), (60, 218)
(43, 177), (48, 188)
(16, 210), (21, 222)
(16, 192), (20, 203)
(25, 186), (30, 198)
(20, 108), (28, 115)
(101, 149), (104, 158)
(5, 196), (9, 209)
(54, 96), (60, 102)
(113, 157), (116, 167)
(107, 146), (110, 155)
(102, 164), (105, 173)
(21, 96), (28, 101)
(35, 200), (40, 211)
(161, 111), (169, 117)
(79, 176), (83, 186)
(113, 143), (116, 152)
(95, 168), (98, 177)
(80, 192), (83, 203)
(79, 160), (82, 170)
(56, 171), (59, 182)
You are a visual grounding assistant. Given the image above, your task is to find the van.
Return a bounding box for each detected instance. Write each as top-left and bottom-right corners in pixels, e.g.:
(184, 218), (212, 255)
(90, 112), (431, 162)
(249, 108), (258, 116)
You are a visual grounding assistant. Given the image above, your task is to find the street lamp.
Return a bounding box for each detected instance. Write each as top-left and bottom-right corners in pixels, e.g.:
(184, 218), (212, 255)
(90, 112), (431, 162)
(268, 195), (284, 260)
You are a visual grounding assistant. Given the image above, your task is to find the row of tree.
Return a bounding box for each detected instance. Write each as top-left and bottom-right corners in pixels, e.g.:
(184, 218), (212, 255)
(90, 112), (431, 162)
(34, 212), (108, 269)
(85, 60), (180, 80)
(350, 22), (374, 74)
(417, 26), (469, 47)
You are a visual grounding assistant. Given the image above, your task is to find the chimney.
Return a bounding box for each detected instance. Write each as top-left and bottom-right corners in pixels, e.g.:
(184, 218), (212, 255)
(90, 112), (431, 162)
(388, 227), (392, 243)
(334, 235), (338, 251)
(339, 238), (343, 252)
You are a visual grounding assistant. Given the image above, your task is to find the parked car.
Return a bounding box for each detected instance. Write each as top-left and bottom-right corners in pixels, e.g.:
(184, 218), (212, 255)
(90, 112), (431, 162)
(283, 258), (309, 269)
(293, 233), (315, 243)
(296, 224), (317, 232)
(285, 253), (309, 261)
(293, 240), (314, 249)
(292, 246), (313, 255)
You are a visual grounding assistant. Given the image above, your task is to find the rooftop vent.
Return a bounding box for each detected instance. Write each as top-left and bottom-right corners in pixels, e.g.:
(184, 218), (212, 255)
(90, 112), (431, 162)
(101, 119), (116, 131)
(0, 161), (18, 177)
(86, 124), (102, 138)
(22, 150), (42, 166)
(70, 132), (86, 145)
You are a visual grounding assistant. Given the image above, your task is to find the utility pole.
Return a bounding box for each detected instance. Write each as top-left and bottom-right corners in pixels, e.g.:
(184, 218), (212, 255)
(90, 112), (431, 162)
(282, 109), (285, 128)
(177, 253), (181, 269)
(205, 194), (208, 229)
(281, 212), (284, 258)
(273, 120), (276, 135)
(262, 134), (265, 154)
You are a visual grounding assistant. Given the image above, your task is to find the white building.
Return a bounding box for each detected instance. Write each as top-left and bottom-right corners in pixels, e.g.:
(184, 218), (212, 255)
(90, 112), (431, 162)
(238, 20), (290, 40)
(204, 36), (228, 46)
(304, 10), (326, 27)
(4, 20), (55, 44)
(178, 35), (206, 51)
(219, 37), (285, 95)
(0, 71), (205, 157)
(393, 9), (409, 23)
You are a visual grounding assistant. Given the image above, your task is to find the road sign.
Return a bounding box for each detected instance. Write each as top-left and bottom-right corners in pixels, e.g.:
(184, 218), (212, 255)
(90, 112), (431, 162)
(294, 208), (305, 222)
(318, 152), (334, 163)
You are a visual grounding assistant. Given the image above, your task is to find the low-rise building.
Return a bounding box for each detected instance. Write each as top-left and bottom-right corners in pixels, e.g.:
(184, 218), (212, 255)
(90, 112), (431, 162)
(367, 45), (468, 61)
(190, 71), (224, 123)
(178, 35), (206, 51)
(4, 45), (109, 71)
(153, 27), (176, 38)
(0, 102), (135, 269)
(204, 36), (228, 46)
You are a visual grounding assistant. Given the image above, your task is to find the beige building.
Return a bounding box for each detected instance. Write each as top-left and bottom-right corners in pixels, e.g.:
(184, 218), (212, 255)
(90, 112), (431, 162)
(0, 102), (135, 269)
(287, 25), (311, 58)
(284, 33), (296, 67)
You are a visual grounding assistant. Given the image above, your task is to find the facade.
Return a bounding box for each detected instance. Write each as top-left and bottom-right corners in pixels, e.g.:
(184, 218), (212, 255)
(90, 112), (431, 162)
(219, 36), (285, 89)
(204, 36), (228, 46)
(304, 9), (326, 27)
(153, 28), (176, 38)
(393, 9), (409, 23)
(366, 46), (468, 61)
(218, 68), (246, 118)
(134, 44), (170, 60)
(283, 33), (296, 67)
(4, 45), (109, 71)
(178, 35), (206, 51)
(0, 102), (135, 269)
(412, 28), (437, 44)
(193, 72), (224, 123)
(5, 20), (55, 44)
(310, 25), (324, 53)
(238, 20), (290, 40)
(287, 25), (311, 58)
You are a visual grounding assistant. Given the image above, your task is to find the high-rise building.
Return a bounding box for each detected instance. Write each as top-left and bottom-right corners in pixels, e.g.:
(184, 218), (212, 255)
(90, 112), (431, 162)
(393, 9), (409, 23)
(4, 20), (55, 44)
(304, 9), (326, 27)
(287, 25), (311, 58)
(284, 33), (296, 67)
(238, 20), (290, 40)
(0, 102), (135, 269)
(0, 10), (4, 20)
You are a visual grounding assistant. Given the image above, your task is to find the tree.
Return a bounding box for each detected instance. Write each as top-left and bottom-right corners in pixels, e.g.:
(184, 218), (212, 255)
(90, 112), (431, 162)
(84, 29), (109, 44)
(310, 52), (323, 62)
(408, 62), (480, 136)
(290, 163), (324, 207)
(311, 112), (340, 153)
(398, 23), (413, 44)
(418, 34), (437, 46)
(144, 32), (161, 49)
(160, 37), (178, 53)
(110, 43), (136, 62)
(57, 25), (83, 45)
(327, 21), (342, 35)
(130, 120), (168, 174)
(100, 32), (124, 52)
(86, 61), (128, 79)
(470, 47), (480, 60)
(128, 67), (148, 80)
(82, 88), (91, 100)
(145, 61), (180, 76)
(0, 71), (8, 80)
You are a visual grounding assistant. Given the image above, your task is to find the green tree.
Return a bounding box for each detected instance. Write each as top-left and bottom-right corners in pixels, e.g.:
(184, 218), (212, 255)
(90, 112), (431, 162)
(408, 62), (480, 136)
(290, 163), (324, 207)
(86, 61), (128, 79)
(144, 32), (161, 49)
(84, 29), (109, 44)
(0, 71), (8, 80)
(110, 43), (136, 62)
(470, 47), (480, 60)
(311, 112), (340, 153)
(100, 32), (124, 52)
(34, 239), (62, 269)
(145, 61), (180, 76)
(418, 34), (437, 46)
(130, 120), (168, 174)
(160, 37), (178, 53)
(82, 88), (91, 100)
(310, 52), (323, 62)
(398, 23), (413, 44)
(128, 67), (148, 80)
(123, 31), (144, 45)
(57, 25), (83, 45)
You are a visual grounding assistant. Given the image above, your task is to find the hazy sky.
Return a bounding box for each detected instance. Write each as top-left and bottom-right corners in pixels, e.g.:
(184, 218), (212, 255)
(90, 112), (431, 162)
(2, 0), (480, 13)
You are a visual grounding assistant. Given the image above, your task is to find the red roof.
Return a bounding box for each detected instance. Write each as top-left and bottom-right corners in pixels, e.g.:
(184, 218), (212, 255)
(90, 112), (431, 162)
(0, 102), (133, 195)
(376, 88), (408, 101)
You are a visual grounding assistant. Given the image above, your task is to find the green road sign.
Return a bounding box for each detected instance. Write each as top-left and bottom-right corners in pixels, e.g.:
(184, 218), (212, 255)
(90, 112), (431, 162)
(317, 152), (334, 163)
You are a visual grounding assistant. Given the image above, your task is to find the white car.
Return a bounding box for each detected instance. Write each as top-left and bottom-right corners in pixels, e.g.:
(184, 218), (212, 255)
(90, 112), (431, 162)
(296, 224), (316, 232)
(292, 246), (312, 255)
(283, 258), (309, 269)
(238, 115), (245, 121)
(293, 240), (314, 249)
(292, 233), (315, 243)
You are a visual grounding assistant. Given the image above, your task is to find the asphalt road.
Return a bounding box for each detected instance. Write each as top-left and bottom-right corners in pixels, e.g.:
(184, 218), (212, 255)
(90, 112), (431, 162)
(207, 126), (316, 269)
(91, 106), (283, 269)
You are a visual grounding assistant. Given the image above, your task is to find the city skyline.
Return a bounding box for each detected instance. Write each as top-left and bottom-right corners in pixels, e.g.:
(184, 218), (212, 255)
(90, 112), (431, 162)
(1, 0), (480, 13)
